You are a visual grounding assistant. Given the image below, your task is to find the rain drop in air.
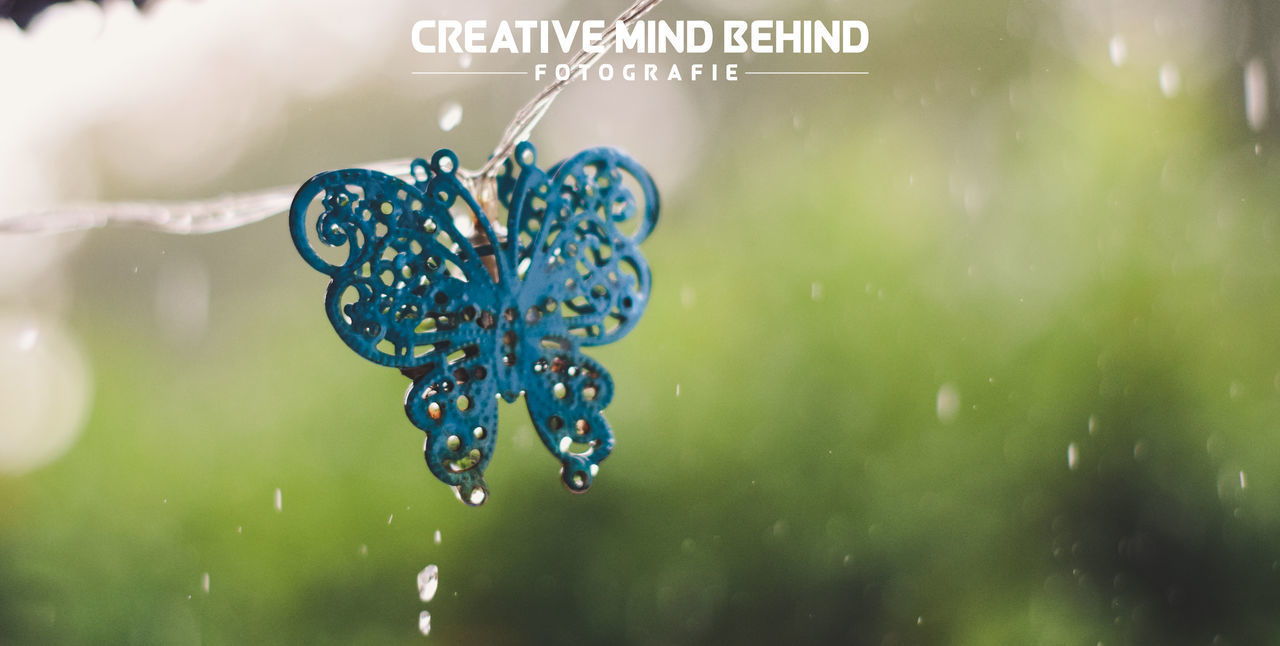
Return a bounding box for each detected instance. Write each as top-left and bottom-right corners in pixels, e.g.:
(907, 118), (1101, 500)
(417, 564), (439, 602)
(438, 102), (463, 132)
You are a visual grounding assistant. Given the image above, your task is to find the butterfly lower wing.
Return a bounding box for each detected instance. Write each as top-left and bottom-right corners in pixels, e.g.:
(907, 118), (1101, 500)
(404, 331), (501, 506)
(521, 345), (616, 492)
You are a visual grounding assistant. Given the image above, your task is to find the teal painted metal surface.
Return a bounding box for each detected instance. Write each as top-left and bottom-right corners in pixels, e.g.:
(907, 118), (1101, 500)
(289, 143), (658, 505)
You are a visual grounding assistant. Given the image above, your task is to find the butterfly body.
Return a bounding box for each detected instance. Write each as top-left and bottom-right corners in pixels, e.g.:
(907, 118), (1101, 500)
(289, 143), (658, 505)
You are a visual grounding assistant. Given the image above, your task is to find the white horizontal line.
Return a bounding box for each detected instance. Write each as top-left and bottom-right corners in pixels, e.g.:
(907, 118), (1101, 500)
(411, 71), (529, 76)
(744, 71), (869, 75)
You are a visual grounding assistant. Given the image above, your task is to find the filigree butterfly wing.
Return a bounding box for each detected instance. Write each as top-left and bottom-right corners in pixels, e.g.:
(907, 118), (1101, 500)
(503, 143), (659, 346)
(521, 346), (618, 491)
(289, 150), (506, 504)
(501, 143), (659, 490)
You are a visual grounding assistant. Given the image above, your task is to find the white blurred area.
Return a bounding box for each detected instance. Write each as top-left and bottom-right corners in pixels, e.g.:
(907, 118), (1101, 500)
(0, 0), (706, 473)
(0, 314), (90, 475)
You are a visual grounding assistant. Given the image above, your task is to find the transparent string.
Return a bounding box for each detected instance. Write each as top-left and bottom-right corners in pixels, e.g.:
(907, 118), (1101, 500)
(0, 0), (663, 236)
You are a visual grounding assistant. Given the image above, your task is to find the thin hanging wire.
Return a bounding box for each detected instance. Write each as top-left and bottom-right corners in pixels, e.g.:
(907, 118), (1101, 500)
(464, 0), (662, 181)
(0, 0), (663, 236)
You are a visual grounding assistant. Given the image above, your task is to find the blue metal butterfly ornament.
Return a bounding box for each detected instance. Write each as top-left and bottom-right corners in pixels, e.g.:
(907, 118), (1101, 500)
(288, 142), (658, 505)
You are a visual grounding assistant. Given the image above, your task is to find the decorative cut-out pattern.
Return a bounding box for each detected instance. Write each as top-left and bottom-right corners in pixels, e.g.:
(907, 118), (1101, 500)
(289, 143), (658, 505)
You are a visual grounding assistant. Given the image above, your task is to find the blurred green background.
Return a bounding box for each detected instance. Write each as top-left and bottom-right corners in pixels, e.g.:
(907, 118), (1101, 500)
(4, 0), (1280, 644)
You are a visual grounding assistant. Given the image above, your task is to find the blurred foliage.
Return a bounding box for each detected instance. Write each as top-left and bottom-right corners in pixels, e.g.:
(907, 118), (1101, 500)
(5, 0), (1280, 644)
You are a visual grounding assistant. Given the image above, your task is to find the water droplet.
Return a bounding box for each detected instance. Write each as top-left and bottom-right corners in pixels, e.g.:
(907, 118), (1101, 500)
(458, 53), (472, 69)
(1158, 63), (1181, 98)
(201, 572), (210, 594)
(273, 488), (282, 512)
(388, 514), (395, 525)
(1108, 35), (1127, 67)
(154, 257), (210, 344)
(1239, 471), (1248, 489)
(1133, 440), (1150, 461)
(236, 526), (242, 534)
(936, 383), (960, 424)
(1245, 57), (1268, 132)
(16, 326), (38, 352)
(680, 285), (696, 309)
(1067, 443), (1079, 471)
(359, 544), (368, 557)
(417, 565), (440, 602)
(418, 610), (432, 636)
(962, 184), (985, 215)
(433, 529), (442, 545)
(438, 102), (463, 132)
(1087, 415), (1098, 436)
(675, 383), (681, 397)
(810, 282), (823, 301)
(1229, 381), (1244, 400)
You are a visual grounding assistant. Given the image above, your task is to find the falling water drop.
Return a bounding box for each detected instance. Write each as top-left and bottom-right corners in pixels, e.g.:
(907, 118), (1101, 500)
(418, 610), (432, 636)
(680, 285), (696, 309)
(433, 529), (442, 545)
(1108, 35), (1127, 67)
(154, 256), (210, 344)
(388, 514), (395, 525)
(810, 282), (824, 301)
(273, 488), (282, 512)
(438, 102), (463, 132)
(16, 326), (38, 352)
(1229, 381), (1244, 400)
(936, 383), (960, 423)
(418, 564), (440, 602)
(1245, 58), (1268, 132)
(675, 383), (681, 397)
(1158, 63), (1181, 98)
(1067, 443), (1079, 471)
(201, 572), (210, 594)
(1133, 440), (1150, 461)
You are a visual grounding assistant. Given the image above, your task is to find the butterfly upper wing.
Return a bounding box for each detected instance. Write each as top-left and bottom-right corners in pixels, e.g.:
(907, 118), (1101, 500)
(290, 152), (505, 504)
(500, 144), (659, 491)
(503, 143), (659, 347)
